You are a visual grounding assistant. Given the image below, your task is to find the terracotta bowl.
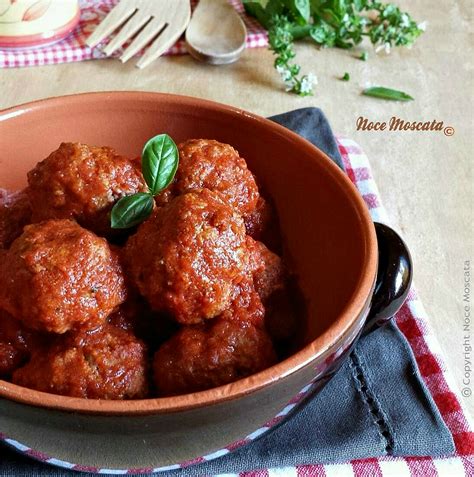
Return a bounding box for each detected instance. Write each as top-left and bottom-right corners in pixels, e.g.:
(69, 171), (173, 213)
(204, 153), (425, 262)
(0, 92), (412, 472)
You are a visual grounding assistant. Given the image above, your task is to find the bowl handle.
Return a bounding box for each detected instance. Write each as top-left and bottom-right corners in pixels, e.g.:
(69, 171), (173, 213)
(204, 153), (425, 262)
(363, 222), (413, 334)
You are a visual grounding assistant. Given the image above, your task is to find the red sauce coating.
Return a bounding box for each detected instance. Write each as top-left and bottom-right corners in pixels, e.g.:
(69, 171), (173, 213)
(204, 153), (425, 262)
(0, 190), (32, 249)
(246, 237), (286, 303)
(218, 277), (265, 328)
(156, 139), (259, 220)
(0, 219), (127, 334)
(153, 319), (276, 396)
(243, 196), (273, 240)
(12, 325), (148, 399)
(107, 293), (179, 349)
(0, 139), (299, 400)
(27, 143), (146, 237)
(0, 310), (31, 377)
(126, 189), (250, 325)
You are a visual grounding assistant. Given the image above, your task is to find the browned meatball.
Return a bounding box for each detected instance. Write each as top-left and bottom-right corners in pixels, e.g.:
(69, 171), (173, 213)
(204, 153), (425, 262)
(243, 196), (273, 240)
(157, 139), (259, 219)
(12, 325), (148, 399)
(153, 319), (276, 395)
(0, 220), (127, 334)
(108, 302), (141, 333)
(27, 143), (146, 236)
(0, 190), (32, 249)
(218, 278), (265, 328)
(126, 189), (250, 324)
(107, 293), (179, 348)
(0, 310), (31, 377)
(246, 237), (286, 303)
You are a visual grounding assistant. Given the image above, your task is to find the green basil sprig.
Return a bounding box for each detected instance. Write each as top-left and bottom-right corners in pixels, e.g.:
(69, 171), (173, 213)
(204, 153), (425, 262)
(111, 134), (179, 229)
(110, 193), (155, 229)
(142, 134), (179, 195)
(243, 0), (424, 96)
(362, 86), (414, 101)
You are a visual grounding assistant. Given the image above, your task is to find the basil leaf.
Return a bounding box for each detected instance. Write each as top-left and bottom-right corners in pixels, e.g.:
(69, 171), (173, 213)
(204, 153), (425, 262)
(111, 193), (154, 229)
(362, 86), (414, 101)
(243, 1), (271, 28)
(290, 0), (311, 23)
(142, 134), (179, 196)
(289, 24), (313, 39)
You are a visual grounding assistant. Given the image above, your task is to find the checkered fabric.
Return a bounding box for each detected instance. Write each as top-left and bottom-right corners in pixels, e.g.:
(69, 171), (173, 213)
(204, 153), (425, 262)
(2, 136), (473, 475)
(210, 137), (474, 476)
(0, 0), (268, 68)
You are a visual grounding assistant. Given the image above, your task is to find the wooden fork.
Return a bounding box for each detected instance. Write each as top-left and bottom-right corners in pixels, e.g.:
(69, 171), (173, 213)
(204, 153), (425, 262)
(86, 0), (191, 69)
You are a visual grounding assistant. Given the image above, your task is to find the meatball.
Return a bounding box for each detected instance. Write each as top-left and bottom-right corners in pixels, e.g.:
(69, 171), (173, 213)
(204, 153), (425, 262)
(153, 319), (276, 395)
(158, 139), (259, 219)
(27, 143), (146, 236)
(107, 294), (178, 348)
(0, 190), (32, 249)
(12, 325), (148, 399)
(0, 310), (31, 377)
(126, 189), (250, 324)
(246, 237), (286, 303)
(218, 278), (265, 328)
(243, 196), (273, 240)
(0, 220), (127, 334)
(108, 301), (141, 333)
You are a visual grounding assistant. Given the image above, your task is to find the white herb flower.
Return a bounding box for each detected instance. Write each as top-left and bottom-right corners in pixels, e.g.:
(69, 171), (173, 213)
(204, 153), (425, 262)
(400, 13), (410, 28)
(276, 64), (293, 82)
(418, 21), (427, 31)
(375, 43), (391, 54)
(300, 74), (317, 95)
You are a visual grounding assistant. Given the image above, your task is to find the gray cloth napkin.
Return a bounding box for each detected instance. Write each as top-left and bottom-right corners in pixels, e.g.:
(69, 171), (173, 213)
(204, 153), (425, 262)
(0, 108), (454, 476)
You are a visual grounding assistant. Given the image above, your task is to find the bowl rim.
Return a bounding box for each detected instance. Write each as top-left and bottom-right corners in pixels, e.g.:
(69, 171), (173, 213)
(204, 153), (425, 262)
(0, 91), (378, 415)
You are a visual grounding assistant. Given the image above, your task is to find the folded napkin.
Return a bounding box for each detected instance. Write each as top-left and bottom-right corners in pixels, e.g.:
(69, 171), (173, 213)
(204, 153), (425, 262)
(1, 108), (472, 476)
(0, 0), (267, 68)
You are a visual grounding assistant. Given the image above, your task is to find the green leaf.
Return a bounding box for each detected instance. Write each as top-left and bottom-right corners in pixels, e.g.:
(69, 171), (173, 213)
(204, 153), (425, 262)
(243, 1), (271, 28)
(245, 0), (424, 97)
(360, 51), (368, 61)
(309, 21), (336, 45)
(290, 0), (311, 22)
(266, 0), (286, 17)
(111, 193), (154, 229)
(142, 134), (179, 195)
(341, 72), (350, 81)
(289, 24), (313, 39)
(362, 86), (414, 101)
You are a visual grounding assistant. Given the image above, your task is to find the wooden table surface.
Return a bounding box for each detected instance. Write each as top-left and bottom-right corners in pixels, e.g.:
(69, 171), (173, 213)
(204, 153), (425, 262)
(0, 1), (472, 418)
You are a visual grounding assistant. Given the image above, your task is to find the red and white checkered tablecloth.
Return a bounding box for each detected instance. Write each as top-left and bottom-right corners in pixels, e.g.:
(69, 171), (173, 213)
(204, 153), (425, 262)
(217, 137), (474, 477)
(2, 137), (473, 476)
(0, 0), (268, 68)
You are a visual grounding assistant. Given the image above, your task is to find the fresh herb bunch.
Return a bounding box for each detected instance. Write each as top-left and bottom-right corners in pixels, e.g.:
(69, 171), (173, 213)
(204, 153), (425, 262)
(243, 0), (425, 96)
(111, 134), (179, 229)
(269, 15), (316, 95)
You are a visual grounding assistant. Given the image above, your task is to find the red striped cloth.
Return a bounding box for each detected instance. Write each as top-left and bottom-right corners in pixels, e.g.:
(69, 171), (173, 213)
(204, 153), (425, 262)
(2, 136), (472, 475)
(264, 137), (474, 477)
(0, 0), (268, 68)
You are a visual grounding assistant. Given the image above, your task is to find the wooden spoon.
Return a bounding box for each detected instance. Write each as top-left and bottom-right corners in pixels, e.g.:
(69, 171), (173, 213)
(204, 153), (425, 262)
(185, 0), (247, 65)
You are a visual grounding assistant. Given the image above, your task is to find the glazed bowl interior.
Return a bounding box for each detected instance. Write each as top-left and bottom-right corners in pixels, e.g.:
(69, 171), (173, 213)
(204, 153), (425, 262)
(0, 92), (376, 414)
